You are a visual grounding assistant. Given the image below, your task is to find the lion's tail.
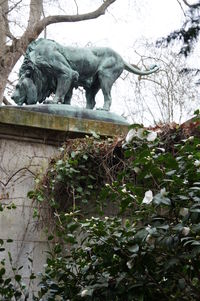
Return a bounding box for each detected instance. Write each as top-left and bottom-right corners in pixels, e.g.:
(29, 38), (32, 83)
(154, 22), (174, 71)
(124, 60), (159, 76)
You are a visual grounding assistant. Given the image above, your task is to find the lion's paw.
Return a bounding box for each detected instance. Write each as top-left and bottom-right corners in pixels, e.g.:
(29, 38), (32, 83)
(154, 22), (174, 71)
(43, 99), (58, 104)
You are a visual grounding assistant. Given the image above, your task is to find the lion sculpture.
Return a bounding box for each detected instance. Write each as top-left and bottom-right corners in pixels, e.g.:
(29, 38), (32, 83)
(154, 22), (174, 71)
(12, 38), (159, 111)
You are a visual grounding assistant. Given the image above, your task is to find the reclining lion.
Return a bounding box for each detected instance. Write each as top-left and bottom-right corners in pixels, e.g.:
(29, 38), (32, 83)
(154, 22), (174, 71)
(12, 38), (159, 111)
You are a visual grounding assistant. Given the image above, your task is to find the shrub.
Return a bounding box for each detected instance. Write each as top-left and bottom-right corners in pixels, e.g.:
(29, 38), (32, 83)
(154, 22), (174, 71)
(30, 122), (200, 301)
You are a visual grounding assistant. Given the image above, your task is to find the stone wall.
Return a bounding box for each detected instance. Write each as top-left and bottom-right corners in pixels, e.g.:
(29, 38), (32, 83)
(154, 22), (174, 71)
(0, 105), (129, 295)
(0, 137), (58, 292)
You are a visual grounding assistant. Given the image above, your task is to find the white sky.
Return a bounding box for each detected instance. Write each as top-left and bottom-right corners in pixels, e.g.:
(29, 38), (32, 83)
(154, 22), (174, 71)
(47, 0), (184, 55)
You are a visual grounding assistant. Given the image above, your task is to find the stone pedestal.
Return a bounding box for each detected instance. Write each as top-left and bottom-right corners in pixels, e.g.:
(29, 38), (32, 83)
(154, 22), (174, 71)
(0, 105), (129, 295)
(0, 105), (129, 144)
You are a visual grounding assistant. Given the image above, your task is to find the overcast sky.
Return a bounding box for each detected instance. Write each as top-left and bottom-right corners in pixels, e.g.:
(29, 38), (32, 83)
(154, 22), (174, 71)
(47, 0), (184, 55)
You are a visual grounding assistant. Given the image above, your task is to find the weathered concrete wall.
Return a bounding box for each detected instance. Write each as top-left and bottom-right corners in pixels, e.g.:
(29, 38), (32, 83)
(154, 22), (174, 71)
(0, 137), (58, 292)
(0, 105), (129, 294)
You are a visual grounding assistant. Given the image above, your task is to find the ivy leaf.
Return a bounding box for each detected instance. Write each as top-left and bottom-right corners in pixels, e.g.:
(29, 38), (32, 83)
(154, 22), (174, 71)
(80, 288), (94, 297)
(15, 274), (22, 282)
(194, 109), (200, 115)
(128, 244), (139, 253)
(71, 151), (76, 158)
(6, 239), (13, 243)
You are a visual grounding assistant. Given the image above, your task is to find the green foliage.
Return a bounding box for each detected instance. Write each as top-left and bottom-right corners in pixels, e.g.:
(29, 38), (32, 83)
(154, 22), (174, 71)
(28, 136), (126, 225)
(0, 240), (29, 300)
(0, 204), (30, 300)
(29, 125), (200, 300)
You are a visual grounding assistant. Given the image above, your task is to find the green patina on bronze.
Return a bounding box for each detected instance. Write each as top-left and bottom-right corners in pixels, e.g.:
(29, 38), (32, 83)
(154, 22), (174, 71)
(0, 105), (129, 137)
(11, 38), (159, 111)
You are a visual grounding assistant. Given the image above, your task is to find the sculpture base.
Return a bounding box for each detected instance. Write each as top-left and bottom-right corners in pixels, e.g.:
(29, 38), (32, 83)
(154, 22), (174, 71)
(10, 104), (128, 125)
(0, 105), (129, 145)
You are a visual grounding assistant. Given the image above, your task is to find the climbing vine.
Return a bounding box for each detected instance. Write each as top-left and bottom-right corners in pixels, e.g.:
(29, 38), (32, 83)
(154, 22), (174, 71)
(28, 135), (128, 231)
(27, 115), (200, 301)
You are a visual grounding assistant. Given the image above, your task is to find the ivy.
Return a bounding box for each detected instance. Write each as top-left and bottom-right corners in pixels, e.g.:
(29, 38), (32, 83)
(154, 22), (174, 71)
(2, 121), (200, 300)
(26, 122), (200, 300)
(0, 241), (29, 300)
(0, 200), (30, 300)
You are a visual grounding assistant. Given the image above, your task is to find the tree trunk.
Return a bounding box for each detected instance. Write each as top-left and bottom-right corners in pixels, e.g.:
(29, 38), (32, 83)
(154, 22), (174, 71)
(0, 49), (22, 104)
(0, 72), (9, 104)
(0, 0), (8, 104)
(0, 0), (8, 57)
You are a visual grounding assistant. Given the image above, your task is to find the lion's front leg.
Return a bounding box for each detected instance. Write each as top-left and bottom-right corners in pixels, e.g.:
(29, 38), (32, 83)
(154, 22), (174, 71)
(64, 86), (73, 105)
(54, 70), (79, 104)
(54, 74), (71, 104)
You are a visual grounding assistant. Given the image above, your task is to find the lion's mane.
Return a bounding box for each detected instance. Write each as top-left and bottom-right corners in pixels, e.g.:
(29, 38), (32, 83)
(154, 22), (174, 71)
(19, 39), (57, 103)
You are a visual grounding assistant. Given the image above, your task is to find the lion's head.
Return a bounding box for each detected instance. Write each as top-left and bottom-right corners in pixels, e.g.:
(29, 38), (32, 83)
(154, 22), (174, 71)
(11, 70), (38, 105)
(12, 52), (56, 105)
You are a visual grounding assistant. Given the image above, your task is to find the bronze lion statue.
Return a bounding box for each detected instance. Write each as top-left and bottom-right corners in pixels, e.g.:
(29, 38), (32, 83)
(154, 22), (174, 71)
(12, 38), (159, 111)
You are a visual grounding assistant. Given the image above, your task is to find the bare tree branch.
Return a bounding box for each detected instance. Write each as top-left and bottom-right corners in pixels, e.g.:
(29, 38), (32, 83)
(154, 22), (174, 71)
(9, 0), (116, 55)
(42, 1), (47, 38)
(181, 0), (200, 8)
(176, 0), (187, 16)
(73, 0), (79, 15)
(33, 0), (117, 38)
(27, 0), (43, 30)
(5, 0), (23, 15)
(3, 96), (12, 105)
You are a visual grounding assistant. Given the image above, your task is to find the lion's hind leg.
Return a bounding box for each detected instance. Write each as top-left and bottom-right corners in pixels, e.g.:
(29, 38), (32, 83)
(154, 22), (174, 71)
(98, 59), (123, 111)
(85, 79), (100, 109)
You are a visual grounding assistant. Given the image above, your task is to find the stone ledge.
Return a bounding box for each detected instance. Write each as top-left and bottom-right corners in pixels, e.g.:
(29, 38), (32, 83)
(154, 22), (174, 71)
(0, 105), (129, 145)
